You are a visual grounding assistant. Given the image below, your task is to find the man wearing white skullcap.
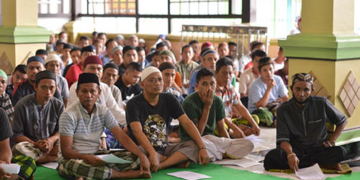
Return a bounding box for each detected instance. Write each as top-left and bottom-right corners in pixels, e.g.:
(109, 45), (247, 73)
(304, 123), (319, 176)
(126, 66), (210, 172)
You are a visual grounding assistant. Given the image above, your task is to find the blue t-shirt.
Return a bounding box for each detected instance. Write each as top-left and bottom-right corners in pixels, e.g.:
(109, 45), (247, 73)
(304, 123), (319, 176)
(248, 75), (288, 113)
(188, 70), (199, 94)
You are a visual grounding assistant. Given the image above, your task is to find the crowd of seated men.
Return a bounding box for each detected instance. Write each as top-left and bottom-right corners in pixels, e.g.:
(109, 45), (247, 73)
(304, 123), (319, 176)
(0, 31), (347, 179)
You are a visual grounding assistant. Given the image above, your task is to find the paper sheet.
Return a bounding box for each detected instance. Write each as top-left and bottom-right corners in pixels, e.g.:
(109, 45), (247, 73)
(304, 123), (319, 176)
(40, 162), (58, 169)
(295, 164), (326, 180)
(167, 171), (211, 180)
(0, 164), (20, 174)
(96, 154), (132, 164)
(215, 158), (261, 168)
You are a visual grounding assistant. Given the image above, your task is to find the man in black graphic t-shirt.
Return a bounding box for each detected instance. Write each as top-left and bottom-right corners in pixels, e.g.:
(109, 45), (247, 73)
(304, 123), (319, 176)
(126, 66), (209, 172)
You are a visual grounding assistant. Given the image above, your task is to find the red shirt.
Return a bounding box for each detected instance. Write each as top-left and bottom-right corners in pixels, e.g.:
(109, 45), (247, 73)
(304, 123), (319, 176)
(244, 61), (253, 71)
(65, 63), (83, 88)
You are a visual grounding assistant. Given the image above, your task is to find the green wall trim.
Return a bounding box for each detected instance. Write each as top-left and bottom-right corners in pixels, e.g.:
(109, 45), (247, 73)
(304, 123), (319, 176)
(279, 33), (360, 60)
(336, 128), (360, 146)
(0, 26), (52, 44)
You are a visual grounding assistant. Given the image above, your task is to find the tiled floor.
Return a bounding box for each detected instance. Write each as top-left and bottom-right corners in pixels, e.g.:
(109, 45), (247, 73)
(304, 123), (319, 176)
(214, 127), (360, 180)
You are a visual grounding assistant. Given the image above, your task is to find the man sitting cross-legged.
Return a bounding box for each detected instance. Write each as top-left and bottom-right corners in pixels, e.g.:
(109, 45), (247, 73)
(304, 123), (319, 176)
(126, 67), (210, 172)
(57, 73), (151, 180)
(180, 68), (254, 161)
(12, 71), (63, 164)
(264, 73), (348, 172)
(215, 57), (260, 137)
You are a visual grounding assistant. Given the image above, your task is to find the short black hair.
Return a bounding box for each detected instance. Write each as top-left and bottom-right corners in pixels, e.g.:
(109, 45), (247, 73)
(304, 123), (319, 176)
(181, 45), (192, 53)
(13, 64), (27, 74)
(58, 31), (66, 37)
(159, 62), (176, 72)
(189, 40), (198, 45)
(79, 36), (90, 41)
(123, 46), (136, 55)
(279, 47), (283, 51)
(92, 31), (98, 36)
(126, 62), (143, 72)
(70, 47), (81, 54)
(98, 32), (106, 37)
(156, 42), (166, 49)
(103, 63), (119, 72)
(250, 41), (264, 51)
(228, 42), (237, 47)
(196, 68), (215, 84)
(36, 49), (48, 56)
(258, 57), (273, 71)
(105, 39), (116, 48)
(216, 57), (233, 72)
(251, 50), (267, 60)
(135, 46), (145, 53)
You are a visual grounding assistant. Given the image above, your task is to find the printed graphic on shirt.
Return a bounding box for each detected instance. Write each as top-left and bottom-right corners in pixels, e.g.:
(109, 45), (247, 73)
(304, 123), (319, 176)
(144, 114), (167, 150)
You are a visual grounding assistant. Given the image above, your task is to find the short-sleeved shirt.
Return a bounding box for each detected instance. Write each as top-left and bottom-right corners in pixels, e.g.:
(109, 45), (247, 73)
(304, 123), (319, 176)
(238, 54), (251, 73)
(57, 75), (69, 100)
(118, 63), (127, 76)
(175, 60), (199, 84)
(65, 63), (83, 88)
(110, 85), (124, 107)
(215, 84), (240, 118)
(188, 70), (199, 94)
(59, 101), (118, 155)
(0, 108), (13, 141)
(180, 92), (225, 142)
(239, 67), (258, 96)
(101, 55), (111, 66)
(126, 93), (184, 152)
(164, 87), (184, 104)
(276, 96), (347, 148)
(12, 94), (64, 142)
(12, 80), (62, 106)
(115, 76), (142, 104)
(68, 81), (126, 125)
(248, 75), (288, 113)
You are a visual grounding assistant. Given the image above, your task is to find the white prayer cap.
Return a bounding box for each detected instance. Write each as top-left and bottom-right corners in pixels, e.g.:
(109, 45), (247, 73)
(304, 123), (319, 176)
(141, 66), (161, 82)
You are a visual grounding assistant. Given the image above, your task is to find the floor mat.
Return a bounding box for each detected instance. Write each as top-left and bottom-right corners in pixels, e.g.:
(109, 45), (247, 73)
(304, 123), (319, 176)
(34, 163), (290, 180)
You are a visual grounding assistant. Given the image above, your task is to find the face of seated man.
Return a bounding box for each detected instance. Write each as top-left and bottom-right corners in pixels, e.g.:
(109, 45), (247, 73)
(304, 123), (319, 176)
(216, 65), (233, 86)
(35, 79), (56, 104)
(27, 61), (44, 83)
(161, 68), (176, 91)
(141, 72), (163, 96)
(292, 80), (312, 105)
(196, 75), (216, 97)
(202, 54), (218, 71)
(260, 64), (275, 82)
(83, 64), (103, 80)
(123, 49), (138, 66)
(102, 67), (119, 87)
(76, 83), (101, 110)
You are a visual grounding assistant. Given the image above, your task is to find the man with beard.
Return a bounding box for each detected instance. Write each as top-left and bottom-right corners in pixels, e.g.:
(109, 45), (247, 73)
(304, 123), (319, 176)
(264, 73), (347, 172)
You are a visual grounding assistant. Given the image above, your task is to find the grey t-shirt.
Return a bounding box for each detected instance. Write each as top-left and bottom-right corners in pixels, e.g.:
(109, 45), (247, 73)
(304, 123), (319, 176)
(57, 75), (69, 100)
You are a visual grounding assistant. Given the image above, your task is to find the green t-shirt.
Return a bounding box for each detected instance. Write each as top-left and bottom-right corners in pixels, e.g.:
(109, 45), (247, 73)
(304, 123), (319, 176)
(180, 92), (226, 142)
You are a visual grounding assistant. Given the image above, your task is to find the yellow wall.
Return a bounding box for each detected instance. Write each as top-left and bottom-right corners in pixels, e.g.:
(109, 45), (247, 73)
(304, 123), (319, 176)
(0, 43), (46, 68)
(2, 0), (38, 27)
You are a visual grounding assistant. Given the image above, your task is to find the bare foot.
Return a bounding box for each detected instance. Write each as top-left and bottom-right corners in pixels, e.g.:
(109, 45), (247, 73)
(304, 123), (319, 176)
(176, 161), (190, 168)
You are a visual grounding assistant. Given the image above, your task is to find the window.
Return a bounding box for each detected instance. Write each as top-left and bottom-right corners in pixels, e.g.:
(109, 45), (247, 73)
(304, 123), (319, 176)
(38, 0), (71, 17)
(79, 0), (246, 34)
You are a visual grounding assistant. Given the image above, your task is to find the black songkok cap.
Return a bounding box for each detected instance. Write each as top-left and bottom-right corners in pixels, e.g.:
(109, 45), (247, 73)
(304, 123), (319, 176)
(77, 73), (100, 89)
(81, 45), (96, 54)
(103, 63), (119, 72)
(63, 43), (73, 49)
(36, 70), (56, 85)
